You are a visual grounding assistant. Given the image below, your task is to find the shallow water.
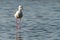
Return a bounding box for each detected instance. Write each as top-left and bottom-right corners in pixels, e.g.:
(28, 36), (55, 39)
(0, 0), (60, 40)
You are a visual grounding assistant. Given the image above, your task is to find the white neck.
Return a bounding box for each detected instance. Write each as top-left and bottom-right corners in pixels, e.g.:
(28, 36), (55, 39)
(18, 8), (22, 11)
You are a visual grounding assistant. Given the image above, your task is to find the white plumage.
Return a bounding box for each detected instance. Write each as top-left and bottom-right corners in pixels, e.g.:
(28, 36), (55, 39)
(14, 5), (23, 19)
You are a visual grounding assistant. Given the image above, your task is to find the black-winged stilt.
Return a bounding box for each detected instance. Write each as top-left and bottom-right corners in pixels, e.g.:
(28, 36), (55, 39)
(14, 5), (23, 40)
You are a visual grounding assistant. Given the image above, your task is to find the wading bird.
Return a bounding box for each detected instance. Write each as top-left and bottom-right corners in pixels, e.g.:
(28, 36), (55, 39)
(14, 5), (23, 19)
(14, 5), (23, 40)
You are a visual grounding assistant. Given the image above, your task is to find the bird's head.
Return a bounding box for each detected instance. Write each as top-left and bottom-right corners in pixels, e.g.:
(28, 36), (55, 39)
(18, 5), (23, 10)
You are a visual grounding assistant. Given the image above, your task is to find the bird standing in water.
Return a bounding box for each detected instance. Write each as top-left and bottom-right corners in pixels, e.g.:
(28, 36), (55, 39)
(14, 5), (23, 40)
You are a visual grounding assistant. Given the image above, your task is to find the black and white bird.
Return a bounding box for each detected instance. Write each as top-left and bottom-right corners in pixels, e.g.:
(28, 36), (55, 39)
(14, 5), (23, 19)
(14, 5), (23, 40)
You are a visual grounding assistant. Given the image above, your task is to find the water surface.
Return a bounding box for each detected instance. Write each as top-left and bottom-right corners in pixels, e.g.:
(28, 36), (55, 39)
(0, 0), (60, 40)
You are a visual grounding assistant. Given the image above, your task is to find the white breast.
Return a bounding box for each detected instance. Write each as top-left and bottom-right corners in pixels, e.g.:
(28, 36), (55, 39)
(14, 10), (20, 18)
(14, 5), (23, 18)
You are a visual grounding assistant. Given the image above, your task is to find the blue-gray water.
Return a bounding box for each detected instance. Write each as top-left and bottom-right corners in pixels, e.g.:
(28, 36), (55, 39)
(0, 0), (60, 40)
